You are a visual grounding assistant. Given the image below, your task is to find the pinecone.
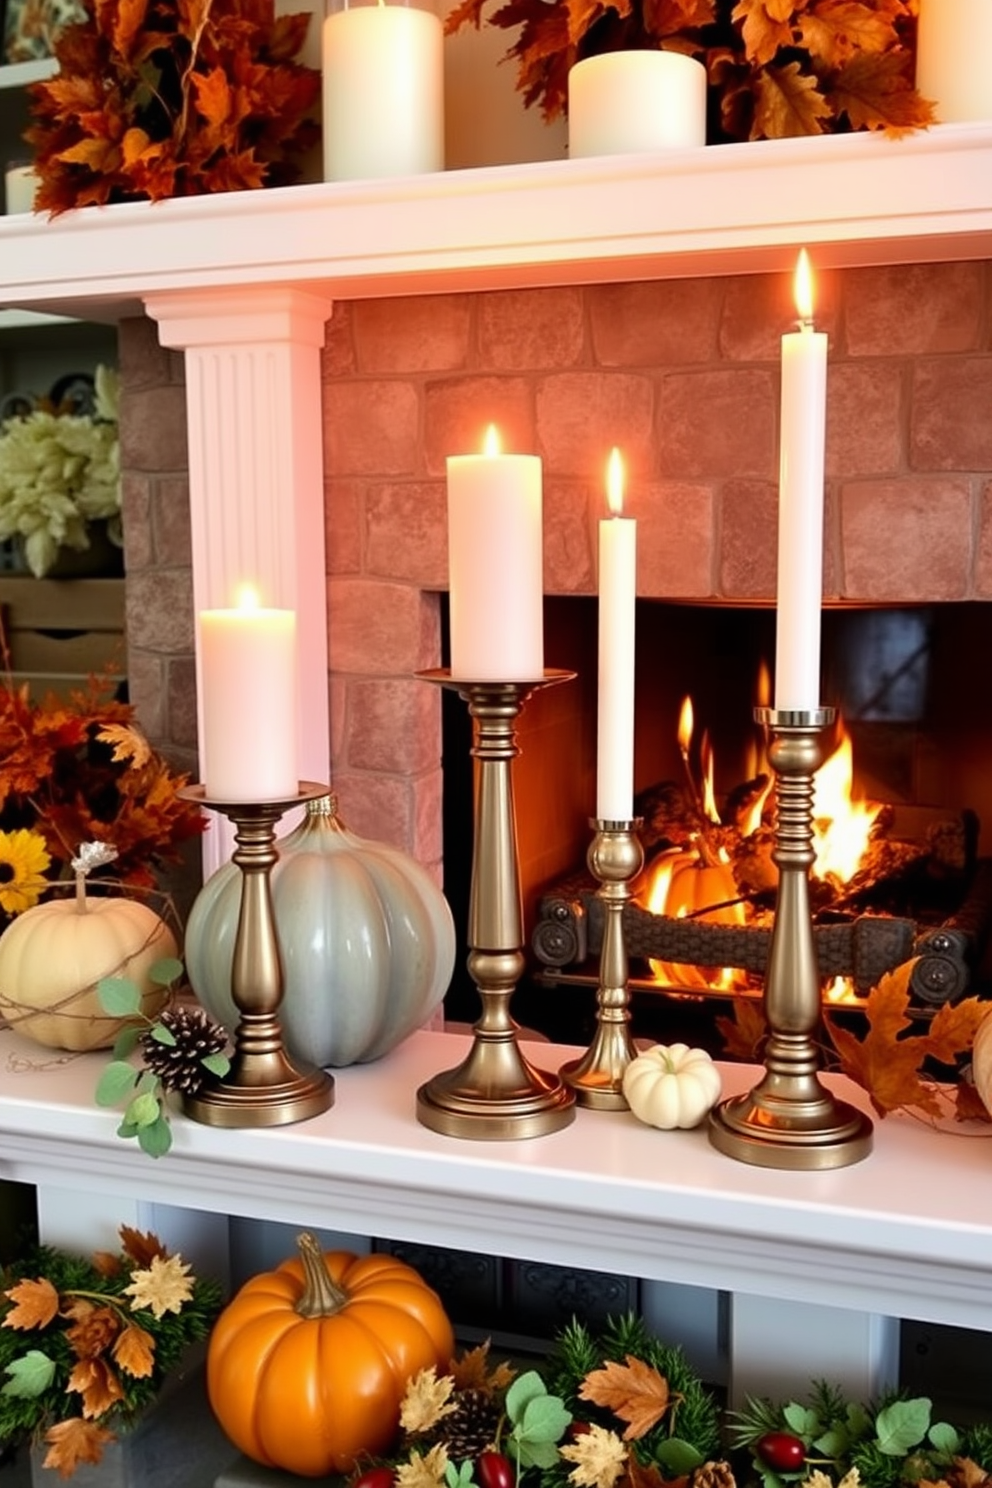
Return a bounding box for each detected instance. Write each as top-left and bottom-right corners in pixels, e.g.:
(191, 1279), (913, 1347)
(429, 1388), (501, 1465)
(141, 1005), (228, 1096)
(691, 1461), (737, 1488)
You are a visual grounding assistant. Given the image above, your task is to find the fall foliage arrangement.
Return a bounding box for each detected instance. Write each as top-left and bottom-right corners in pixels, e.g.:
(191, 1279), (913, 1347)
(0, 1225), (221, 1478)
(444, 0), (934, 141)
(25, 0), (321, 213)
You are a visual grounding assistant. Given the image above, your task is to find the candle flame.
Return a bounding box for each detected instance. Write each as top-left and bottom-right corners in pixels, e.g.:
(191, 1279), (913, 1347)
(483, 424), (501, 456)
(794, 248), (815, 325)
(235, 584), (260, 611)
(677, 695), (693, 753)
(606, 447), (624, 516)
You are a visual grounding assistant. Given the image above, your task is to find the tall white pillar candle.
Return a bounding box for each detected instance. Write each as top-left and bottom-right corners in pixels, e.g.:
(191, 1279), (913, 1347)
(775, 249), (827, 714)
(916, 0), (992, 123)
(568, 51), (707, 157)
(321, 0), (444, 180)
(596, 448), (637, 821)
(4, 164), (37, 214)
(447, 425), (544, 681)
(198, 590), (299, 801)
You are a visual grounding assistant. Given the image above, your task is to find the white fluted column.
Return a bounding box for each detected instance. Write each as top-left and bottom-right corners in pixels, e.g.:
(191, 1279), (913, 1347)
(143, 287), (334, 875)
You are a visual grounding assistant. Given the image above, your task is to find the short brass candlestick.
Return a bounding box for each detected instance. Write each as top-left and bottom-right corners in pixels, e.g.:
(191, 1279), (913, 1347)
(416, 670), (576, 1140)
(560, 818), (644, 1108)
(709, 709), (873, 1169)
(179, 783), (335, 1128)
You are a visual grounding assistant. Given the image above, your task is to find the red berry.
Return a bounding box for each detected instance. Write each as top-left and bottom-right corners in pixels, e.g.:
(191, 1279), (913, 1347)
(477, 1451), (515, 1488)
(569, 1422), (592, 1440)
(352, 1469), (396, 1488)
(756, 1433), (807, 1473)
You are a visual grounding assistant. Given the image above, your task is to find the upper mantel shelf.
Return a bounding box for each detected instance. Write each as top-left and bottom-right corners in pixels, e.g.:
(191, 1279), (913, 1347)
(1, 122), (991, 321)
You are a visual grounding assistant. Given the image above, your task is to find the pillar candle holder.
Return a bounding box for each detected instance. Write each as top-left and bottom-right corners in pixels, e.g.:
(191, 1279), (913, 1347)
(178, 783), (335, 1128)
(559, 818), (644, 1108)
(415, 669), (576, 1139)
(708, 709), (873, 1170)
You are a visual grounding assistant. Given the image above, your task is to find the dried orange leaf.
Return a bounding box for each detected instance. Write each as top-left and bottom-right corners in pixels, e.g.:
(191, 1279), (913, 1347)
(113, 1321), (156, 1378)
(42, 1418), (116, 1480)
(579, 1355), (676, 1440)
(3, 1277), (60, 1331)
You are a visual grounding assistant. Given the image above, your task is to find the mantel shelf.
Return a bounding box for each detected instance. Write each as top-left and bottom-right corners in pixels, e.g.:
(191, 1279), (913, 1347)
(1, 122), (991, 321)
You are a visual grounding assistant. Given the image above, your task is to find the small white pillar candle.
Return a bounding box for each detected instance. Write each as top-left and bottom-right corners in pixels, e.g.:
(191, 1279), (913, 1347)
(198, 589), (299, 801)
(916, 0), (992, 123)
(775, 249), (828, 714)
(568, 50), (707, 158)
(447, 425), (544, 681)
(596, 448), (637, 821)
(321, 0), (444, 180)
(4, 165), (37, 215)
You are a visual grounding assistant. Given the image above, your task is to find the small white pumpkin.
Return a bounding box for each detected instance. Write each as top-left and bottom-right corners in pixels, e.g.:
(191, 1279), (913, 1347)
(971, 1009), (992, 1118)
(0, 896), (177, 1051)
(622, 1042), (723, 1129)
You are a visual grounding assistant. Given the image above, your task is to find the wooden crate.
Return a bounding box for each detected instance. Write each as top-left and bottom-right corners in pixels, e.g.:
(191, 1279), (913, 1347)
(0, 576), (126, 697)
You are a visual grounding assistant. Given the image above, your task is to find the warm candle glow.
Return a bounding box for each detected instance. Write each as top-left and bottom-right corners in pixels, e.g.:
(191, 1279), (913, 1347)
(794, 248), (815, 326)
(483, 424), (501, 456)
(606, 447), (624, 515)
(235, 583), (259, 610)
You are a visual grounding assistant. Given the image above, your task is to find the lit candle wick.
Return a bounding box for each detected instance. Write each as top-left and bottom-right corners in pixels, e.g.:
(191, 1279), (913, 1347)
(794, 246), (815, 333)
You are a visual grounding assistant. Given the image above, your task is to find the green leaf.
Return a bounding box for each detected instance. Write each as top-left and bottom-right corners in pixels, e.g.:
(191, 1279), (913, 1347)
(201, 1052), (230, 1078)
(505, 1370), (546, 1425)
(97, 977), (142, 1016)
(150, 955), (184, 988)
(112, 1026), (141, 1060)
(515, 1436), (561, 1471)
(783, 1404), (819, 1437)
(518, 1394), (571, 1444)
(117, 1118), (139, 1139)
(928, 1423), (960, 1456)
(137, 1114), (172, 1158)
(135, 1070), (159, 1095)
(846, 1402), (872, 1439)
(150, 1022), (177, 1045)
(125, 1089), (161, 1128)
(875, 1399), (932, 1456)
(2, 1350), (57, 1398)
(655, 1439), (705, 1474)
(814, 1426), (851, 1457)
(95, 1061), (138, 1106)
(445, 1464), (476, 1488)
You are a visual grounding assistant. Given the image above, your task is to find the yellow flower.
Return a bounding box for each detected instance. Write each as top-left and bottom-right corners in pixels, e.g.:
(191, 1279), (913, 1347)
(0, 829), (51, 914)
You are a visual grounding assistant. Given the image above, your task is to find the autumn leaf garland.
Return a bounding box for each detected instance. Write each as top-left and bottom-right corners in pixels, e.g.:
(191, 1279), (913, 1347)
(445, 0), (934, 140)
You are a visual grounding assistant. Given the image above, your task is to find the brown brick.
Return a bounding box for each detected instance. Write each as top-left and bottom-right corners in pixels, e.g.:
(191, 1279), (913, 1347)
(636, 480), (714, 599)
(840, 478), (972, 601)
(353, 295), (472, 373)
(589, 280), (722, 366)
(657, 369), (776, 480)
(118, 315), (181, 389)
(826, 361), (905, 478)
(322, 302), (356, 378)
(125, 567), (195, 652)
(167, 654), (198, 749)
(125, 648), (165, 739)
(119, 384), (189, 473)
(976, 480), (992, 597)
(121, 472), (152, 571)
(720, 273), (789, 362)
(910, 358), (992, 472)
(328, 578), (440, 674)
(324, 479), (364, 575)
(845, 263), (986, 357)
(323, 379), (421, 476)
(366, 482), (447, 586)
(536, 372), (654, 476)
(344, 677), (440, 774)
(332, 771), (418, 853)
(478, 287), (586, 370)
(412, 766), (444, 869)
(329, 672), (348, 770)
(151, 475), (192, 566)
(423, 375), (534, 476)
(543, 479), (596, 595)
(719, 480), (778, 600)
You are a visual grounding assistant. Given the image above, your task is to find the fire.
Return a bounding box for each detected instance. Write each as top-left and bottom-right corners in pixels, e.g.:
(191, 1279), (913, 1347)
(812, 720), (882, 888)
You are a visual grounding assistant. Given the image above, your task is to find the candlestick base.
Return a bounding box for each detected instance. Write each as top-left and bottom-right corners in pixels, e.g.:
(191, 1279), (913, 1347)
(415, 671), (576, 1140)
(560, 818), (643, 1109)
(178, 783), (335, 1129)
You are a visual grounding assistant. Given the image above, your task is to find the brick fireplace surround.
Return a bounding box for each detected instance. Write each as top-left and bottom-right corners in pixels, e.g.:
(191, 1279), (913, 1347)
(116, 256), (992, 914)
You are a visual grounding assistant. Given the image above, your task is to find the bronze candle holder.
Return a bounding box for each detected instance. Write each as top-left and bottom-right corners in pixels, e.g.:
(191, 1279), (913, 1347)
(415, 670), (576, 1140)
(708, 709), (873, 1169)
(560, 818), (644, 1108)
(179, 783), (335, 1128)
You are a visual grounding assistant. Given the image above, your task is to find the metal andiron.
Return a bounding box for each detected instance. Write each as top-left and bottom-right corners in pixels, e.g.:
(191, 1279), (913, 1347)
(708, 708), (873, 1169)
(179, 783), (335, 1128)
(415, 670), (576, 1139)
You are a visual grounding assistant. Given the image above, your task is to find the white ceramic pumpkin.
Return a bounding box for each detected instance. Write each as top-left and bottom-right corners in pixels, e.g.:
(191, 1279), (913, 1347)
(622, 1042), (723, 1129)
(0, 896), (177, 1051)
(971, 1009), (992, 1117)
(185, 796), (456, 1068)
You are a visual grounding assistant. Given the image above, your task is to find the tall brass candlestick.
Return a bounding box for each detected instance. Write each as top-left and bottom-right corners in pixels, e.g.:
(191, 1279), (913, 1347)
(708, 709), (873, 1169)
(560, 818), (643, 1108)
(180, 783), (335, 1128)
(416, 670), (576, 1139)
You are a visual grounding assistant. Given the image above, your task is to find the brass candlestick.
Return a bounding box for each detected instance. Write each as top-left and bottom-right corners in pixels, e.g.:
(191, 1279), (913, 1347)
(179, 783), (335, 1128)
(416, 670), (576, 1140)
(709, 709), (873, 1169)
(560, 818), (644, 1108)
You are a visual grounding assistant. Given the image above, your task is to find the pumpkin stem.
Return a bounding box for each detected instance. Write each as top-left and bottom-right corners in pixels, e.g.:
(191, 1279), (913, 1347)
(295, 1231), (349, 1318)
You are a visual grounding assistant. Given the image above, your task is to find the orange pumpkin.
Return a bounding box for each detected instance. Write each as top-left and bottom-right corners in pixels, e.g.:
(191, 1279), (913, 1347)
(642, 847), (743, 988)
(207, 1235), (455, 1477)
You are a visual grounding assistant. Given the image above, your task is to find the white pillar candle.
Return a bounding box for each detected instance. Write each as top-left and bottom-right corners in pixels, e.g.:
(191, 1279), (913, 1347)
(198, 590), (299, 801)
(568, 51), (707, 158)
(916, 0), (992, 123)
(775, 249), (828, 714)
(321, 0), (444, 180)
(596, 448), (637, 821)
(447, 425), (543, 681)
(4, 165), (37, 214)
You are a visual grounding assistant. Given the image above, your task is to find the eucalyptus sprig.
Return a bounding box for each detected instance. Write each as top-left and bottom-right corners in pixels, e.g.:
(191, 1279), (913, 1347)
(93, 958), (230, 1158)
